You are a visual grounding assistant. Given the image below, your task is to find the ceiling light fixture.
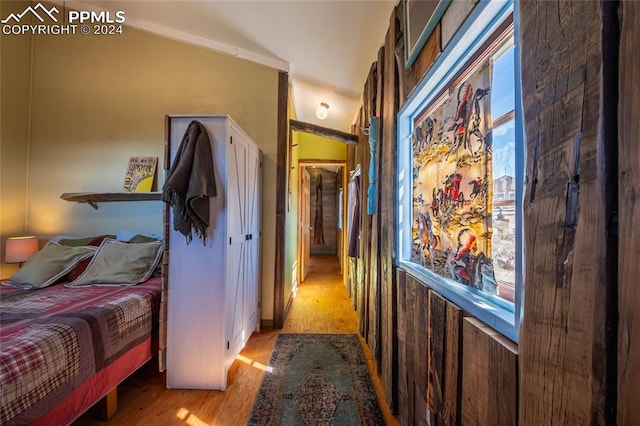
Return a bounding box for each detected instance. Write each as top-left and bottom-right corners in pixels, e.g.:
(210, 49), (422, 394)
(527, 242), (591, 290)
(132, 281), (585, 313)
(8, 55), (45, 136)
(315, 102), (329, 120)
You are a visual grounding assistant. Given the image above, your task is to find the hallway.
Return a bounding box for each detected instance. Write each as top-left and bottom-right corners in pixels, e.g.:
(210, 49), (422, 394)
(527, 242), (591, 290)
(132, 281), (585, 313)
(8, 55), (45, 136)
(285, 254), (357, 333)
(75, 255), (398, 425)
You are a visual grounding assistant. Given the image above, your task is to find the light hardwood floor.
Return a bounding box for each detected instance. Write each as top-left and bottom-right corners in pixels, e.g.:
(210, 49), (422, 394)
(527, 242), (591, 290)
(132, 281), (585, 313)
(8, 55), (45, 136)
(74, 254), (399, 425)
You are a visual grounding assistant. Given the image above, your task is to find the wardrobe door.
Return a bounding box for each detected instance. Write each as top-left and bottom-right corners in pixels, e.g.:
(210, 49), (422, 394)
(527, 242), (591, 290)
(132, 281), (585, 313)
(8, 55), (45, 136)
(244, 144), (261, 332)
(225, 132), (247, 357)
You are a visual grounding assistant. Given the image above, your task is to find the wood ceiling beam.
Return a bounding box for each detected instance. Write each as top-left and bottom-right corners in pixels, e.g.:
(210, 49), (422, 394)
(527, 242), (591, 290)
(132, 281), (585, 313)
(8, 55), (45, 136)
(289, 119), (359, 145)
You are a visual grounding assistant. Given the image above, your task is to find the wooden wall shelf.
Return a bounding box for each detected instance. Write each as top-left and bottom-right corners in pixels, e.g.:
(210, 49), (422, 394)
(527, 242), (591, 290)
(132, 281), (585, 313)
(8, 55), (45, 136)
(60, 192), (162, 209)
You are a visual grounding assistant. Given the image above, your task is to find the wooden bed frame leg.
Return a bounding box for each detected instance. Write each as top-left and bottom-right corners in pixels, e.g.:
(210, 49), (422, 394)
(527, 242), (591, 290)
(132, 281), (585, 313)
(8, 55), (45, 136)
(92, 387), (118, 421)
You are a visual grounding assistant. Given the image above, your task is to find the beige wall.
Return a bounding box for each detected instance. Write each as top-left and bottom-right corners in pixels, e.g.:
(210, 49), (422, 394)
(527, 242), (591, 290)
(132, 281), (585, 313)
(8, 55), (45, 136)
(4, 20), (279, 319)
(0, 1), (32, 278)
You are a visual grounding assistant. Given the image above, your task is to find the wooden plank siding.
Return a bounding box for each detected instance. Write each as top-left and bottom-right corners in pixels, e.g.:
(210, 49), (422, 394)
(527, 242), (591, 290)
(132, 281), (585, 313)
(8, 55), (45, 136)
(461, 318), (518, 425)
(442, 302), (462, 425)
(307, 168), (338, 253)
(379, 4), (403, 413)
(367, 47), (384, 370)
(396, 273), (430, 426)
(348, 257), (357, 309)
(361, 64), (376, 342)
(618, 0), (639, 424)
(427, 292), (446, 417)
(345, 2), (628, 425)
(427, 291), (462, 426)
(518, 1), (611, 424)
(355, 105), (368, 337)
(405, 22), (442, 101)
(396, 269), (408, 424)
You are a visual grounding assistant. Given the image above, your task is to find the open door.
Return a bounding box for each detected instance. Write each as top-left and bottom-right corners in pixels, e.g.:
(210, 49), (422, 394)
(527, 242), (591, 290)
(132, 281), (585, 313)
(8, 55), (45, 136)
(299, 167), (311, 282)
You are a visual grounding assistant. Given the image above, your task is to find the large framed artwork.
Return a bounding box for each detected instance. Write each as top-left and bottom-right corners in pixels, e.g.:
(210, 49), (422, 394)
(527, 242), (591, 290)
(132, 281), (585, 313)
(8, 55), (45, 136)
(410, 31), (518, 302)
(403, 0), (451, 68)
(397, 0), (522, 342)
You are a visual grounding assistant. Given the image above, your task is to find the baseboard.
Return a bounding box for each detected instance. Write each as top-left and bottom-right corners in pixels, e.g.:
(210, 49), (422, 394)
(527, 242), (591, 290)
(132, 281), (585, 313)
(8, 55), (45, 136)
(260, 319), (274, 329)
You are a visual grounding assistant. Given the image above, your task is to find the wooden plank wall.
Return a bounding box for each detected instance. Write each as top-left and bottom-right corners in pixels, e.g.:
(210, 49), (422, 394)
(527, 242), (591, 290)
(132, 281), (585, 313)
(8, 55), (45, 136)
(349, 2), (626, 425)
(358, 106), (367, 337)
(366, 47), (384, 368)
(379, 5), (401, 412)
(395, 272), (519, 426)
(396, 270), (408, 422)
(618, 0), (639, 424)
(405, 23), (442, 101)
(347, 53), (385, 366)
(518, 1), (610, 424)
(396, 270), (429, 426)
(350, 3), (520, 423)
(346, 10), (400, 406)
(427, 291), (462, 426)
(461, 318), (518, 425)
(353, 86), (368, 338)
(308, 168), (338, 253)
(359, 64), (375, 341)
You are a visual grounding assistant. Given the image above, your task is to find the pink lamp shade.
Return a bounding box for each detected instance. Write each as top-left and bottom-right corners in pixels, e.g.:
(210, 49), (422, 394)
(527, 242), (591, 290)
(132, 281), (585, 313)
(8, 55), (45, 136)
(5, 236), (39, 264)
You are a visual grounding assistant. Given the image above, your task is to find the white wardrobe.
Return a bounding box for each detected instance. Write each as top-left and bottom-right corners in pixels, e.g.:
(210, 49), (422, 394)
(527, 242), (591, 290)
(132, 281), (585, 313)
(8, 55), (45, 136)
(165, 115), (261, 390)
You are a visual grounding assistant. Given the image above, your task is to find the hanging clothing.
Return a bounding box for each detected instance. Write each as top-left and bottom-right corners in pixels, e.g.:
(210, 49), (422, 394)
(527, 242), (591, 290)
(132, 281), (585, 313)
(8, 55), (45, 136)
(162, 120), (216, 245)
(347, 174), (360, 258)
(313, 174), (325, 245)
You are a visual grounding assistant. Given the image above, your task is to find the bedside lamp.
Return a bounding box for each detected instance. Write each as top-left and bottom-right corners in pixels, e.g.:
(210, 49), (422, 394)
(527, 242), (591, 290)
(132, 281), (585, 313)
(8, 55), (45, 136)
(5, 236), (39, 267)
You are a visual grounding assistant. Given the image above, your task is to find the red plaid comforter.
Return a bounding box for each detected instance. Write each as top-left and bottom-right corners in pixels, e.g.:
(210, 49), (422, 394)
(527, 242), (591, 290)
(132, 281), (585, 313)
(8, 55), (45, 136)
(0, 278), (161, 424)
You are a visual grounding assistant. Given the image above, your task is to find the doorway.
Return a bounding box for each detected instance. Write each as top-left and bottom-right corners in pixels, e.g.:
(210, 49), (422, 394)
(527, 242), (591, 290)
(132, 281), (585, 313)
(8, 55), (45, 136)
(298, 162), (347, 286)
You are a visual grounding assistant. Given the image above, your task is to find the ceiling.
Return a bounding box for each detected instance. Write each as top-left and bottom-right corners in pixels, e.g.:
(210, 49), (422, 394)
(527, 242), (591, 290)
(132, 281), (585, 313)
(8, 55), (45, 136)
(70, 0), (398, 132)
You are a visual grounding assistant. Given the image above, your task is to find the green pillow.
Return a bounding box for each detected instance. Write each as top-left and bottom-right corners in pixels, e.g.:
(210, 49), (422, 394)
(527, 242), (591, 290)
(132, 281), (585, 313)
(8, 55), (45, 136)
(67, 238), (163, 287)
(127, 235), (163, 276)
(125, 235), (164, 277)
(127, 234), (159, 244)
(8, 243), (96, 289)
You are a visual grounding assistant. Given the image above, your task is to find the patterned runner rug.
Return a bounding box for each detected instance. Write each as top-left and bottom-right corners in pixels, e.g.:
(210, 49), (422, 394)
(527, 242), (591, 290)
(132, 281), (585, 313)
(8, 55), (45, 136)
(248, 333), (385, 425)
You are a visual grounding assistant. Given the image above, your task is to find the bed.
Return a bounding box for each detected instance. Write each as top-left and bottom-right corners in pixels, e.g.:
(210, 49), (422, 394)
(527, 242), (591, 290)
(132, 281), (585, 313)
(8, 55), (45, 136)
(0, 236), (165, 425)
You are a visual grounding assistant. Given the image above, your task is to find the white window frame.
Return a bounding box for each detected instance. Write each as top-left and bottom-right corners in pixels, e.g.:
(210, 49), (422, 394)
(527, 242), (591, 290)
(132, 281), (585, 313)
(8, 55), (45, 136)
(396, 0), (524, 342)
